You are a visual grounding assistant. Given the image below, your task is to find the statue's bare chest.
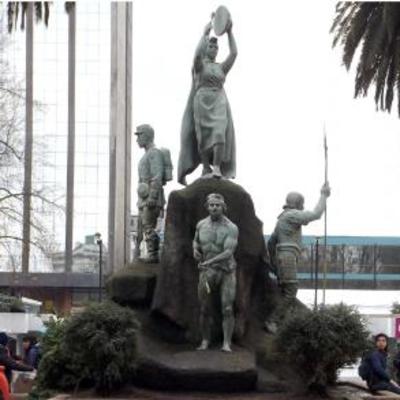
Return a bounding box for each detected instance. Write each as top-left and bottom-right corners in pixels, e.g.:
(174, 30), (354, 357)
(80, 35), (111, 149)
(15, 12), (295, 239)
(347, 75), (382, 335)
(198, 222), (228, 247)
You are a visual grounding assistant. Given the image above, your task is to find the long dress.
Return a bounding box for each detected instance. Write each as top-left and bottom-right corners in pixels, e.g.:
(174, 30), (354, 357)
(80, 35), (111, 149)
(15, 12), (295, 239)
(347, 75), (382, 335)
(194, 61), (229, 153)
(178, 58), (236, 185)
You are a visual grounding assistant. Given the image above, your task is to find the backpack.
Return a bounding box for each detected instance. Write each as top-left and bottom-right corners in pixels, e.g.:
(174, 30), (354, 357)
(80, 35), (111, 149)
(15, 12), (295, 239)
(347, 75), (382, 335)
(33, 343), (41, 369)
(159, 147), (173, 183)
(358, 352), (372, 381)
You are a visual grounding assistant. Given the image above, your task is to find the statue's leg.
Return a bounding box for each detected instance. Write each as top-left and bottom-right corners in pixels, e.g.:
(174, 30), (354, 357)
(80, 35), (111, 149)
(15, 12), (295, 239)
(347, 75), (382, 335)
(281, 281), (298, 311)
(197, 272), (212, 350)
(142, 207), (161, 263)
(221, 271), (236, 352)
(279, 252), (298, 313)
(265, 251), (298, 333)
(200, 151), (213, 176)
(212, 144), (224, 178)
(134, 209), (144, 260)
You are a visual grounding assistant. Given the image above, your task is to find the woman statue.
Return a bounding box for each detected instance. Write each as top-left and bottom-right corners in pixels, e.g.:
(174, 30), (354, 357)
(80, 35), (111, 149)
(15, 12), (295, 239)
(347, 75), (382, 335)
(178, 11), (238, 185)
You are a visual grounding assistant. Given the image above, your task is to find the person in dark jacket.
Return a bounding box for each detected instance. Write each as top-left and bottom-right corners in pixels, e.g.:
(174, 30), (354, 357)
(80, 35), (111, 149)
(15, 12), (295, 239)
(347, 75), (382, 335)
(368, 333), (400, 394)
(22, 335), (40, 369)
(0, 332), (33, 384)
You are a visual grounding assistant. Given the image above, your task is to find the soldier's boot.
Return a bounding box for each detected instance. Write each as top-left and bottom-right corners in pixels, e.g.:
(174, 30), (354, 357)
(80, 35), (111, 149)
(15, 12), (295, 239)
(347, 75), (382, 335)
(264, 281), (298, 334)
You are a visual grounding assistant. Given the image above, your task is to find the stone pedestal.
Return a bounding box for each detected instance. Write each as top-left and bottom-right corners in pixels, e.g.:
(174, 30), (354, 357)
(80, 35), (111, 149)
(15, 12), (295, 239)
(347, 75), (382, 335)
(107, 178), (305, 393)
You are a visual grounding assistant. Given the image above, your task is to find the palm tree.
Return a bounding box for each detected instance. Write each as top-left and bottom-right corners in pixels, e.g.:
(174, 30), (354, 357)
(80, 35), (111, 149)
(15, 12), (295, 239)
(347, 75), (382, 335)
(331, 2), (400, 116)
(7, 2), (50, 32)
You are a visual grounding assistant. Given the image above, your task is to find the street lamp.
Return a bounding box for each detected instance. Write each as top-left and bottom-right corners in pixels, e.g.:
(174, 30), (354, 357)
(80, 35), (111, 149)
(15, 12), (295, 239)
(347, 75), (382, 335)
(94, 232), (103, 302)
(314, 236), (321, 310)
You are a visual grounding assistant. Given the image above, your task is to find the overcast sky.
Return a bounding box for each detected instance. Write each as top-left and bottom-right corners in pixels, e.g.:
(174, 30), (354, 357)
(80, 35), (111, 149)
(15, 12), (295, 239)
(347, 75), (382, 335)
(131, 0), (400, 237)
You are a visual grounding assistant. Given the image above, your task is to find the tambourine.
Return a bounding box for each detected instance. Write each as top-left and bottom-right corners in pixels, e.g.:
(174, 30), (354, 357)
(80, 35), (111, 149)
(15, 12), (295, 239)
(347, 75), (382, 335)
(212, 5), (231, 36)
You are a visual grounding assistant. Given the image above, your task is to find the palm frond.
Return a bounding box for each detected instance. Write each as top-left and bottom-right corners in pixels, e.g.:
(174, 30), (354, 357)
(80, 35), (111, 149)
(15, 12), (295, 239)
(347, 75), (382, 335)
(354, 6), (385, 98)
(44, 2), (50, 26)
(6, 1), (51, 32)
(331, 1), (400, 117)
(341, 3), (378, 69)
(7, 2), (15, 33)
(34, 2), (42, 23)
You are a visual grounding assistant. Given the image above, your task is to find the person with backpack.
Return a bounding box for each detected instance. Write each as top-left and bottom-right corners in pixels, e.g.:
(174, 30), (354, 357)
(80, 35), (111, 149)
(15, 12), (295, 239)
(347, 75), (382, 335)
(360, 333), (400, 395)
(22, 335), (40, 370)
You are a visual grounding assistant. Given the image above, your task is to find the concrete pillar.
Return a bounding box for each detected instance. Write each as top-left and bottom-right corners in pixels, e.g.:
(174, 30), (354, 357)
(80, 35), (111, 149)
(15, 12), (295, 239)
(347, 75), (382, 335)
(22, 3), (34, 274)
(108, 2), (132, 273)
(65, 3), (76, 273)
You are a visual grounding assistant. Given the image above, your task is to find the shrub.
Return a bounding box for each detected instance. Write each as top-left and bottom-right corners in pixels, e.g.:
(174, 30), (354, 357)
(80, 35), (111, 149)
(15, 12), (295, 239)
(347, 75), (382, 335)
(276, 303), (370, 393)
(64, 301), (140, 394)
(34, 317), (80, 394)
(392, 301), (400, 315)
(0, 293), (24, 312)
(35, 301), (140, 396)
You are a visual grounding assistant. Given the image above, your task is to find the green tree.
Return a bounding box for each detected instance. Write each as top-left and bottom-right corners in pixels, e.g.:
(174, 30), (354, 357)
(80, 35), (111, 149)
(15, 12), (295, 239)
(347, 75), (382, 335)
(331, 3), (400, 116)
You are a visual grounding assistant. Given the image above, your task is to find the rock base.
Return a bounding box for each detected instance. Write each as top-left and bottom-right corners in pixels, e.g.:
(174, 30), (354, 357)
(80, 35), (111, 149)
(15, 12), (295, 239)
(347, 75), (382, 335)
(135, 334), (257, 392)
(107, 262), (159, 307)
(106, 178), (305, 393)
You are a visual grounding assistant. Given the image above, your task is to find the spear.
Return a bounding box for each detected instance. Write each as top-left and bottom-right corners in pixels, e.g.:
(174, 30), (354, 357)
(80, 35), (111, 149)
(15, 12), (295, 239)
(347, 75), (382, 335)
(322, 125), (328, 304)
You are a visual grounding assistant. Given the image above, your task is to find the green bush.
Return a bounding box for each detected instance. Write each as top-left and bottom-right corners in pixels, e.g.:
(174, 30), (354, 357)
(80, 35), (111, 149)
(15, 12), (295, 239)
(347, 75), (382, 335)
(35, 301), (140, 396)
(34, 317), (80, 394)
(276, 303), (370, 393)
(0, 293), (25, 312)
(392, 301), (400, 315)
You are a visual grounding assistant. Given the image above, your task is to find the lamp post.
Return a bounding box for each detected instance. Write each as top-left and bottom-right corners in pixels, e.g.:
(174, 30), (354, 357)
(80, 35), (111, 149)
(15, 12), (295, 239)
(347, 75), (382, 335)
(314, 236), (320, 310)
(94, 232), (103, 302)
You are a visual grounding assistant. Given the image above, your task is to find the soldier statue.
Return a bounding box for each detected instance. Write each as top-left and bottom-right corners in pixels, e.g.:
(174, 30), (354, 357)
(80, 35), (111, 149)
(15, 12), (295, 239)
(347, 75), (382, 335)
(193, 193), (239, 352)
(265, 182), (331, 334)
(135, 124), (172, 263)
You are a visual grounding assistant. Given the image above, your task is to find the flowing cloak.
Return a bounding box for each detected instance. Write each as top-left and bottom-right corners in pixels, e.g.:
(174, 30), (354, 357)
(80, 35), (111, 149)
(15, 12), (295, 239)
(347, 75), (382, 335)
(177, 65), (236, 185)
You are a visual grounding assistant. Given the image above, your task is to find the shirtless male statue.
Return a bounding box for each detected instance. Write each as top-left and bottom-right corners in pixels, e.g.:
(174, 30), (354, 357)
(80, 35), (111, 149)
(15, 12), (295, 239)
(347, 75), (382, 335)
(193, 193), (239, 352)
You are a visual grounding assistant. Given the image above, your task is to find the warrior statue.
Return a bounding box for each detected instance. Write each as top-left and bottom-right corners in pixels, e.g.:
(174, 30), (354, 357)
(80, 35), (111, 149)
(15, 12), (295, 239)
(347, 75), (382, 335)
(178, 7), (237, 185)
(265, 182), (331, 334)
(135, 124), (172, 263)
(193, 193), (239, 352)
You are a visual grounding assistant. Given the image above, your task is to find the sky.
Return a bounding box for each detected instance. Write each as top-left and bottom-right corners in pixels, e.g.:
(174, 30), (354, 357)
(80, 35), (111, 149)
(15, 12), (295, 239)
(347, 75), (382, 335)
(131, 0), (400, 238)
(3, 0), (400, 256)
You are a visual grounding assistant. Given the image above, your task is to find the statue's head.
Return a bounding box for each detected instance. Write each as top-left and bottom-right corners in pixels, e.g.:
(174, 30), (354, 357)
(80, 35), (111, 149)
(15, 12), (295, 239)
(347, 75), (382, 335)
(206, 37), (219, 61)
(283, 192), (304, 211)
(205, 193), (227, 219)
(135, 124), (154, 148)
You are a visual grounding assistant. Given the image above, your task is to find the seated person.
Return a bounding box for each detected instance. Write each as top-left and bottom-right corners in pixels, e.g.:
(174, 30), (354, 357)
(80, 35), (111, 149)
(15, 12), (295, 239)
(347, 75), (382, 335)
(22, 335), (40, 369)
(0, 333), (33, 384)
(367, 333), (400, 395)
